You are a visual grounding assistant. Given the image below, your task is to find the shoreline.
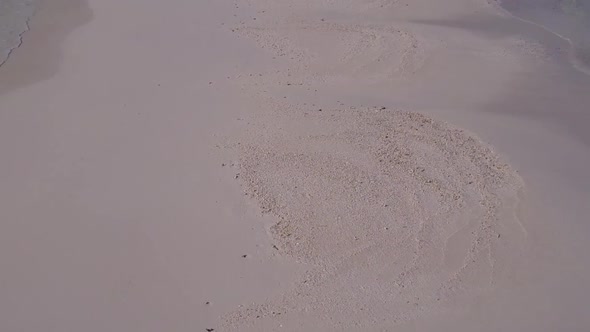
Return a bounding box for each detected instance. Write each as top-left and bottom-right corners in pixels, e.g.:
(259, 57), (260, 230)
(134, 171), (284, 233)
(0, 0), (93, 94)
(491, 0), (590, 76)
(0, 0), (35, 68)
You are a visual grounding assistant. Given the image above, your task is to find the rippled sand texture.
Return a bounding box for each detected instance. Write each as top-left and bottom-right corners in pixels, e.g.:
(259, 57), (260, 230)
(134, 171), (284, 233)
(223, 0), (527, 329)
(240, 0), (400, 13)
(235, 23), (424, 85)
(225, 103), (525, 329)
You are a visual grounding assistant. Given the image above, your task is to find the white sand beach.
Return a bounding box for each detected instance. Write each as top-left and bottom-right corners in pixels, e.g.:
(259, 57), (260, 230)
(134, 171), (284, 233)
(1, 0), (589, 331)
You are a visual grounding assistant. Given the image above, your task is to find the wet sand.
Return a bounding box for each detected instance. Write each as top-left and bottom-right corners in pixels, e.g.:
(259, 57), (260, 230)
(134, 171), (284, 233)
(497, 0), (590, 71)
(1, 0), (589, 331)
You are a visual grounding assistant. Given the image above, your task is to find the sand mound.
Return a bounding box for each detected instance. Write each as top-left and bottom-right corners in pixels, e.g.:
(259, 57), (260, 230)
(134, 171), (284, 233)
(233, 22), (424, 84)
(239, 0), (399, 13)
(225, 104), (525, 329)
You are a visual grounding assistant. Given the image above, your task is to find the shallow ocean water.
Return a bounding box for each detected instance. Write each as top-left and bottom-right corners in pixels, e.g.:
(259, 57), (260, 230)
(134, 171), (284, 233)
(500, 0), (590, 69)
(0, 0), (36, 66)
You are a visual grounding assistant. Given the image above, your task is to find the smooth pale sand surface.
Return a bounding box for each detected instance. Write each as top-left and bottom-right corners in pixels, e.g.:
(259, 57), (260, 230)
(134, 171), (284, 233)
(0, 0), (301, 331)
(1, 0), (589, 331)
